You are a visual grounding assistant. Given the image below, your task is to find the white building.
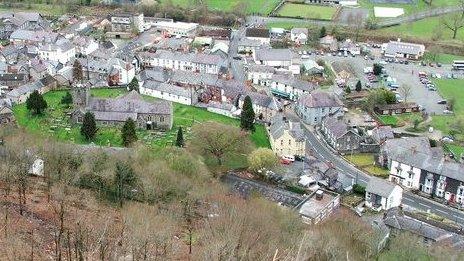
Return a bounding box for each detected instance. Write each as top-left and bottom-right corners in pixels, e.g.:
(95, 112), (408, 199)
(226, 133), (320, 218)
(38, 40), (75, 64)
(153, 21), (198, 37)
(110, 13), (144, 33)
(266, 74), (315, 101)
(139, 50), (226, 75)
(140, 80), (195, 105)
(246, 65), (275, 85)
(295, 91), (343, 125)
(28, 158), (44, 177)
(291, 28), (309, 45)
(382, 40), (425, 60)
(365, 177), (403, 211)
(72, 36), (99, 56)
(253, 49), (299, 69)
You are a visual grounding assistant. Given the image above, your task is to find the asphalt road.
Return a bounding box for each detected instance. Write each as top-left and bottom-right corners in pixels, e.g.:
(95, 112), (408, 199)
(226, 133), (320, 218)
(301, 124), (464, 226)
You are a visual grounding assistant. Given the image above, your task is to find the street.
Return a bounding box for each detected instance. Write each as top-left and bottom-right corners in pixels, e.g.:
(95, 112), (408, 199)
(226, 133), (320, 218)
(300, 123), (464, 226)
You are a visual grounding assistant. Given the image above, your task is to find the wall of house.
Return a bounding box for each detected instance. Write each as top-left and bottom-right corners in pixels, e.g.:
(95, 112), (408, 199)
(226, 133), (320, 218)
(296, 105), (342, 125)
(270, 130), (305, 157)
(140, 86), (193, 105)
(389, 160), (422, 189)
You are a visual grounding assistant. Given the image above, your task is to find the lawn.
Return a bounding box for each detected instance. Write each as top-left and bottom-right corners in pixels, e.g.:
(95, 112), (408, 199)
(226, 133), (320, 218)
(277, 3), (336, 20)
(13, 88), (270, 149)
(377, 14), (464, 43)
(445, 144), (464, 159)
(431, 79), (464, 141)
(377, 113), (422, 127)
(346, 153), (389, 178)
(161, 0), (281, 15)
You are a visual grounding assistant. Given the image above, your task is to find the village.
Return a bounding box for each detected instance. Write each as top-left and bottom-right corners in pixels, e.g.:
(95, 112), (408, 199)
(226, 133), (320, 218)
(1, 3), (464, 255)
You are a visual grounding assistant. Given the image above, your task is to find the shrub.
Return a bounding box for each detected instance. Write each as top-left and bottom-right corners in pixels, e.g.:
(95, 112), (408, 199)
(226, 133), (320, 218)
(353, 184), (366, 195)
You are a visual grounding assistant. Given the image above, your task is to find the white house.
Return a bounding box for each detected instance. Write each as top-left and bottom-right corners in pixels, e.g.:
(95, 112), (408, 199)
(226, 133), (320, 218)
(295, 91), (343, 125)
(108, 58), (135, 86)
(382, 40), (425, 60)
(110, 13), (144, 33)
(153, 21), (198, 37)
(291, 28), (309, 45)
(365, 177), (403, 211)
(139, 50), (226, 75)
(246, 64), (275, 85)
(38, 40), (75, 64)
(268, 115), (306, 157)
(72, 36), (99, 56)
(266, 74), (315, 101)
(253, 49), (299, 69)
(140, 80), (195, 105)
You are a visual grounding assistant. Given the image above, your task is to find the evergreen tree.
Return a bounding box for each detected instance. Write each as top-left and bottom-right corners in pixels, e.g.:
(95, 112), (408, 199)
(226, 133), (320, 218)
(73, 60), (83, 83)
(240, 96), (255, 132)
(61, 91), (73, 106)
(121, 118), (137, 147)
(355, 80), (362, 92)
(114, 162), (136, 207)
(345, 86), (351, 94)
(127, 77), (139, 92)
(373, 63), (383, 76)
(80, 112), (97, 141)
(175, 127), (184, 147)
(319, 26), (327, 38)
(26, 90), (48, 115)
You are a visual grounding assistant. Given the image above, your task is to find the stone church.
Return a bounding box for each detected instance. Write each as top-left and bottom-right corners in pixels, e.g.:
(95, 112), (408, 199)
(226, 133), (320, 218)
(70, 84), (173, 131)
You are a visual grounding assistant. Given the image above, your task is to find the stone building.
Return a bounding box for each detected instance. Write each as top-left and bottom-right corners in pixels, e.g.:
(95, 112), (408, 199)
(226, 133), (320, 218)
(70, 84), (173, 131)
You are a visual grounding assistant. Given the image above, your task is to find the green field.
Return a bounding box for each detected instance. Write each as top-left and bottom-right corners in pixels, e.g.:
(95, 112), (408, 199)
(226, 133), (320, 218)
(424, 52), (464, 64)
(359, 0), (461, 16)
(277, 3), (336, 20)
(431, 79), (464, 142)
(161, 0), (280, 15)
(13, 88), (270, 149)
(377, 14), (464, 43)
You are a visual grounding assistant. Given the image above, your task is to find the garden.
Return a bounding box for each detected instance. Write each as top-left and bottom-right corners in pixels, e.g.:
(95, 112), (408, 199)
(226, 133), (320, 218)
(345, 153), (389, 178)
(12, 88), (270, 150)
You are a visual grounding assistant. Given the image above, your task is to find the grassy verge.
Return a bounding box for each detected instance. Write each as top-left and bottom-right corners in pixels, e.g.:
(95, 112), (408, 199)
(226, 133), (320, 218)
(377, 113), (422, 127)
(13, 88), (270, 149)
(276, 3), (336, 20)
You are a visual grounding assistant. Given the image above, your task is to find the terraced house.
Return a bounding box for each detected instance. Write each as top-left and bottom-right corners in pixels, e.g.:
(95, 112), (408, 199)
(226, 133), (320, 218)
(380, 137), (464, 207)
(139, 50), (227, 75)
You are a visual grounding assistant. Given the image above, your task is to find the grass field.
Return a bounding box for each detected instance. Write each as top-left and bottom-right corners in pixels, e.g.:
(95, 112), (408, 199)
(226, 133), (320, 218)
(13, 88), (270, 149)
(161, 0), (280, 15)
(423, 52), (464, 64)
(358, 0), (461, 16)
(377, 14), (464, 43)
(277, 3), (336, 20)
(431, 79), (464, 141)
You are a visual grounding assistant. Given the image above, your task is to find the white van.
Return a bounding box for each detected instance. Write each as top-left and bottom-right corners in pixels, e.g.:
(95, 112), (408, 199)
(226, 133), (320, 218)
(282, 155), (295, 162)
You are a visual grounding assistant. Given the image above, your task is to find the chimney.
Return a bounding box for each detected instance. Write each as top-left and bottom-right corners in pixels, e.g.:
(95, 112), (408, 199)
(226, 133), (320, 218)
(316, 190), (324, 200)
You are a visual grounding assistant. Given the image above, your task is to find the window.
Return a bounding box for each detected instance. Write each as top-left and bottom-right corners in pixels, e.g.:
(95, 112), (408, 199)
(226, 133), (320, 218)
(408, 173), (413, 179)
(288, 140), (291, 146)
(159, 116), (164, 122)
(280, 140), (283, 146)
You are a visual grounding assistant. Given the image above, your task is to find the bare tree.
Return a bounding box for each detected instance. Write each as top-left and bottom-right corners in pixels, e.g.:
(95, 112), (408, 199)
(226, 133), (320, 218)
(442, 13), (464, 39)
(190, 122), (251, 167)
(399, 84), (412, 102)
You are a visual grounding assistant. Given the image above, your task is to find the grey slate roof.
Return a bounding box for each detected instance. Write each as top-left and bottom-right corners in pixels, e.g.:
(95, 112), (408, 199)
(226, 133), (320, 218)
(170, 70), (219, 86)
(10, 29), (58, 43)
(138, 69), (169, 83)
(372, 126), (394, 143)
(298, 91), (343, 108)
(269, 115), (305, 142)
(7, 80), (43, 98)
(86, 90), (172, 122)
(271, 74), (315, 92)
(366, 176), (397, 198)
(255, 49), (296, 62)
(142, 80), (191, 98)
(239, 92), (281, 110)
(385, 41), (425, 56)
(323, 117), (348, 139)
(142, 50), (226, 66)
(382, 137), (464, 182)
(384, 208), (464, 247)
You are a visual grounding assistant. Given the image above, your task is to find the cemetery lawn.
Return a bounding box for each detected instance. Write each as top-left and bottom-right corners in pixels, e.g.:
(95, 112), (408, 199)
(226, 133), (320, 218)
(12, 88), (270, 148)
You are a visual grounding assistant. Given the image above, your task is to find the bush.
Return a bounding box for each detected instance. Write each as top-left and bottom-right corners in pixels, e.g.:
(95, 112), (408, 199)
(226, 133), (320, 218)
(286, 184), (307, 195)
(353, 184), (366, 195)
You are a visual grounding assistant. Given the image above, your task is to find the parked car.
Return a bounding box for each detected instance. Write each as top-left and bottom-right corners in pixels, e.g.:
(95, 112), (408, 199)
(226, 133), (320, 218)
(282, 155), (295, 162)
(437, 100), (447, 104)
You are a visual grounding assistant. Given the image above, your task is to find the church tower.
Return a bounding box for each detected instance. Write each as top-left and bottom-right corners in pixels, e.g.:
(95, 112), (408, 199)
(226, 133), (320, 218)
(72, 83), (90, 108)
